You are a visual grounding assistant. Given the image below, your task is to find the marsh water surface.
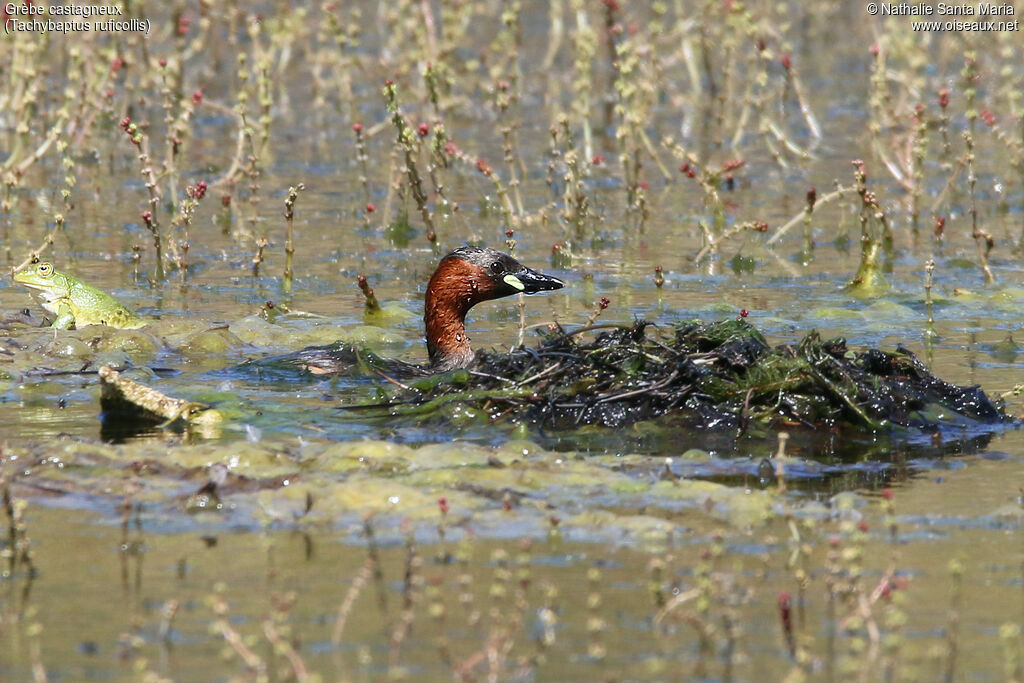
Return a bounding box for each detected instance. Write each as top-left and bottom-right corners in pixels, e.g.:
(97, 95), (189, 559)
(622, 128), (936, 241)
(1, 1), (1023, 679)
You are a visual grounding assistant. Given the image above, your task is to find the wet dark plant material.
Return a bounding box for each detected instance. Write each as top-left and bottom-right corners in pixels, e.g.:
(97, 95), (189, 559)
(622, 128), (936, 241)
(355, 320), (1010, 434)
(241, 340), (424, 380)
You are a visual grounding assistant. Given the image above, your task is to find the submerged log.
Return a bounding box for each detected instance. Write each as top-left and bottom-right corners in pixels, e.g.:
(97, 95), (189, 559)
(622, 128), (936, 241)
(99, 366), (222, 430)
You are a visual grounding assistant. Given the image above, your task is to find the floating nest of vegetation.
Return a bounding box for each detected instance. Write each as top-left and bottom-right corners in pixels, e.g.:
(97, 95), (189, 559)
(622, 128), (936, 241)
(352, 319), (1008, 433)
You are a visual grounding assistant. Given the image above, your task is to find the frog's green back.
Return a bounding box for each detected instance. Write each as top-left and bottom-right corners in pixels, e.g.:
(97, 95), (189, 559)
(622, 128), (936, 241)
(68, 282), (147, 329)
(14, 262), (147, 330)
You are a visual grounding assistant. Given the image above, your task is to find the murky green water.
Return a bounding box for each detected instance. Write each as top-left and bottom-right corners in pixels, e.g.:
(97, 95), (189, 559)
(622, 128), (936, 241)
(2, 0), (1023, 679)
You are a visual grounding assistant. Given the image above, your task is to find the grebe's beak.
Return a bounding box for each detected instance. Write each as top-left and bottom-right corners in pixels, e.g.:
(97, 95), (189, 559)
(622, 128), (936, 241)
(502, 267), (565, 295)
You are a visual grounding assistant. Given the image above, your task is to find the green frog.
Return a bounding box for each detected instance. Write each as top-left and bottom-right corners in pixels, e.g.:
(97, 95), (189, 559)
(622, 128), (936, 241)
(13, 261), (147, 329)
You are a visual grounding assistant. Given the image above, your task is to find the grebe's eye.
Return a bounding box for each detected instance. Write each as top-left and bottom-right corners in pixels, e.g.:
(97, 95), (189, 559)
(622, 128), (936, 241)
(490, 261), (504, 274)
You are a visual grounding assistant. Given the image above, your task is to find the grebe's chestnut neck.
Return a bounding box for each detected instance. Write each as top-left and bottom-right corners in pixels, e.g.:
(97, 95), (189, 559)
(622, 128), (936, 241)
(424, 246), (564, 371)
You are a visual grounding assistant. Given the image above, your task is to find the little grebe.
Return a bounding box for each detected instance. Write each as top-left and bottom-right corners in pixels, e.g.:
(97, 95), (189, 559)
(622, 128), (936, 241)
(258, 246), (564, 376)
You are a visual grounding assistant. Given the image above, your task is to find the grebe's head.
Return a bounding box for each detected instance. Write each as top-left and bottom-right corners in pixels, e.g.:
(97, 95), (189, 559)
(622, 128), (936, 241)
(438, 246), (564, 302)
(424, 246), (564, 370)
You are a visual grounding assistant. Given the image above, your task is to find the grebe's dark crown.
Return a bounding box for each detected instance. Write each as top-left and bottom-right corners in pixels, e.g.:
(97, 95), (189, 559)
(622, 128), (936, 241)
(443, 246), (565, 296)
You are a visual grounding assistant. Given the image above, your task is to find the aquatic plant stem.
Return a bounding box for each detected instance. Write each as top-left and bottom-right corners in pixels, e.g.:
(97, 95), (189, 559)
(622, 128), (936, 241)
(357, 275), (381, 313)
(694, 220), (768, 264)
(774, 431), (788, 495)
(783, 56), (821, 140)
(282, 183), (305, 295)
(945, 559), (964, 681)
(11, 214), (65, 275)
(263, 619), (308, 680)
(924, 258), (937, 341)
(384, 80), (437, 244)
(570, 0), (596, 161)
(928, 153), (967, 218)
(767, 186), (849, 245)
(938, 89), (952, 161)
(121, 117), (165, 280)
(964, 131), (994, 284)
(911, 105), (928, 232)
(332, 559), (372, 651)
(352, 122), (372, 204)
(847, 160), (891, 292)
(252, 236), (268, 277)
(388, 527), (421, 670)
(505, 230), (527, 348)
(2, 113), (69, 176)
(210, 585), (268, 679)
(2, 482), (37, 580)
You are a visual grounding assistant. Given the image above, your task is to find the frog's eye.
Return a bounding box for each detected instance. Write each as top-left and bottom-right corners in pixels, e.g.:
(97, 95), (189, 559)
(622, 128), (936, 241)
(38, 263), (53, 277)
